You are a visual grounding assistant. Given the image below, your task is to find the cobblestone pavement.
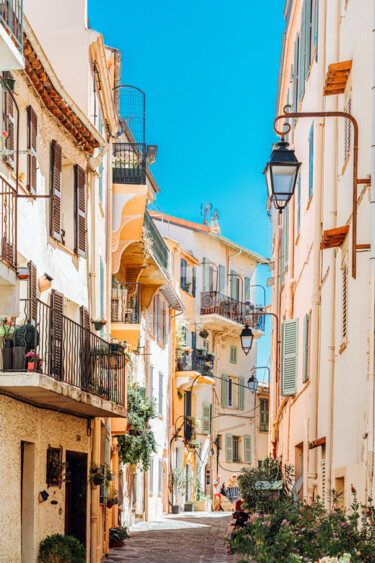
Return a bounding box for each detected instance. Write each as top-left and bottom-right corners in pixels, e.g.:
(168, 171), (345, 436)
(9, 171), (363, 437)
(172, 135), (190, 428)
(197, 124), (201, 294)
(106, 511), (242, 562)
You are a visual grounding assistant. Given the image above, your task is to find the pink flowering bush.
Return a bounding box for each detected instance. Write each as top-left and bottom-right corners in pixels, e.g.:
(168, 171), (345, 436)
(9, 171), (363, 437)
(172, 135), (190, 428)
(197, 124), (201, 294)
(225, 489), (375, 562)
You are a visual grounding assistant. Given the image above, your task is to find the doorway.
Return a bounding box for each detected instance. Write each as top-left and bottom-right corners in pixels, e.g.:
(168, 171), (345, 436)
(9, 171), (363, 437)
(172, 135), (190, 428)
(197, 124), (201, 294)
(65, 451), (87, 547)
(21, 441), (35, 563)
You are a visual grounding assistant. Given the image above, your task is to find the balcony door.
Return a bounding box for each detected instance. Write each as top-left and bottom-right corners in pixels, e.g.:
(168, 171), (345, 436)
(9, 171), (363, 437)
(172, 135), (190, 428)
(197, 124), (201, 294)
(65, 451), (87, 547)
(21, 441), (35, 563)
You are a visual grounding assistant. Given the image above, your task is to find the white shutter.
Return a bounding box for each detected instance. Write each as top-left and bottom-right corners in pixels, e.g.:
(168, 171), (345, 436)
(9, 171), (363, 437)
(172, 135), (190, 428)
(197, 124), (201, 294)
(281, 319), (298, 396)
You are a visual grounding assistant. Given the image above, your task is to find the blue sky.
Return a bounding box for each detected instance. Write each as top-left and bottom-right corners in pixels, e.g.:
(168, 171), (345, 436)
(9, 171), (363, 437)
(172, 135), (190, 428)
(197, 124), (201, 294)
(88, 0), (285, 376)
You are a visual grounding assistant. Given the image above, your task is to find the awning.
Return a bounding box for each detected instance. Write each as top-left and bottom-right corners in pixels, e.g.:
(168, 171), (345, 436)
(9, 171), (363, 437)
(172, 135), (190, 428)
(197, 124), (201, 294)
(160, 285), (185, 312)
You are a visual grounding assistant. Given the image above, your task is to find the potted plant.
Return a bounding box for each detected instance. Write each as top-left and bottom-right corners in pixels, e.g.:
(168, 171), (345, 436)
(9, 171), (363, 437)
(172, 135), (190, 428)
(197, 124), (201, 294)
(199, 329), (209, 339)
(184, 501), (195, 512)
(170, 468), (185, 514)
(38, 534), (85, 563)
(109, 337), (119, 354)
(26, 351), (42, 372)
(91, 318), (107, 331)
(106, 488), (119, 509)
(89, 463), (105, 486)
(1, 317), (14, 370)
(13, 323), (38, 370)
(186, 416), (200, 430)
(109, 526), (129, 548)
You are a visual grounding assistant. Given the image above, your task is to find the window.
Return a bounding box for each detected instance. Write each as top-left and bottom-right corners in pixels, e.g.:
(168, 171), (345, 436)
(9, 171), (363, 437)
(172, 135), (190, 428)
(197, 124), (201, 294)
(228, 377), (233, 407)
(244, 436), (251, 464)
(217, 434), (222, 450)
(202, 403), (212, 435)
(180, 258), (187, 290)
(303, 313), (310, 381)
(260, 399), (269, 432)
(230, 346), (237, 364)
(27, 105), (37, 194)
(99, 255), (104, 335)
(233, 436), (240, 463)
(158, 372), (164, 417)
(202, 339), (209, 353)
(149, 364), (154, 398)
(2, 72), (14, 169)
(158, 459), (163, 495)
(238, 377), (245, 410)
(149, 459), (154, 495)
(225, 434), (233, 462)
(157, 295), (162, 343)
(344, 95), (352, 162)
(258, 460), (263, 468)
(308, 123), (314, 200)
(230, 270), (238, 300)
(181, 258), (196, 296)
(152, 296), (157, 336)
(342, 255), (348, 343)
(281, 319), (299, 396)
(218, 265), (225, 293)
(162, 301), (168, 346)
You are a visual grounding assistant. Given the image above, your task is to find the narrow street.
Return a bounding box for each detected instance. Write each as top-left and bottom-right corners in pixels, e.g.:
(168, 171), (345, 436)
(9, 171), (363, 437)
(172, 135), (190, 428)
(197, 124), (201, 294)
(106, 512), (240, 562)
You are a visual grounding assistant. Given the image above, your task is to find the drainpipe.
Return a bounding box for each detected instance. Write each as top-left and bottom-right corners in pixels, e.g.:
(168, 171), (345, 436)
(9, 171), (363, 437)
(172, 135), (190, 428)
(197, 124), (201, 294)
(370, 0), (375, 501)
(271, 223), (282, 449)
(308, 0), (328, 502)
(88, 170), (97, 317)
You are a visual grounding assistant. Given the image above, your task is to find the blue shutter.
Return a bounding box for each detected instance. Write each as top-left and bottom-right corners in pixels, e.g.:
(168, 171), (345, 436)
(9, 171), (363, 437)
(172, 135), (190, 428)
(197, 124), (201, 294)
(202, 258), (209, 291)
(308, 123), (314, 199)
(305, 0), (312, 78)
(192, 266), (197, 297)
(238, 376), (245, 410)
(299, 0), (306, 102)
(192, 331), (196, 350)
(180, 259), (187, 290)
(314, 0), (319, 61)
(219, 265), (225, 294)
(98, 162), (103, 205)
(281, 319), (298, 396)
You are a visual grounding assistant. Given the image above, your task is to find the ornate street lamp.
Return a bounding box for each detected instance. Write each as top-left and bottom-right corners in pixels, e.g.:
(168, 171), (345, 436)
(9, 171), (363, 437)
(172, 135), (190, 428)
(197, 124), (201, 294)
(248, 373), (258, 392)
(240, 324), (254, 355)
(263, 140), (301, 212)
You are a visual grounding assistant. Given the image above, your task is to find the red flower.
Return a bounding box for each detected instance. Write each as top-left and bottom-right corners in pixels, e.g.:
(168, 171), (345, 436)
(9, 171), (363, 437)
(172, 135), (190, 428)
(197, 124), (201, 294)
(2, 131), (8, 138)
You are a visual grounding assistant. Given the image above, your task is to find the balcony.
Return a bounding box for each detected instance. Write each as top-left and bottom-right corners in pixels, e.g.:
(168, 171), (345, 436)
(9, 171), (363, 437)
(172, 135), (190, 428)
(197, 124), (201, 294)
(200, 291), (265, 336)
(0, 299), (126, 418)
(143, 210), (169, 274)
(112, 142), (146, 185)
(111, 281), (141, 349)
(0, 0), (24, 70)
(175, 348), (215, 391)
(0, 176), (18, 316)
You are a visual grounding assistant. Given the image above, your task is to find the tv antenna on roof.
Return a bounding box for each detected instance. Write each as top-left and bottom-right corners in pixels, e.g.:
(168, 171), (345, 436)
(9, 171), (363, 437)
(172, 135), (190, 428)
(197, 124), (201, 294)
(201, 203), (212, 224)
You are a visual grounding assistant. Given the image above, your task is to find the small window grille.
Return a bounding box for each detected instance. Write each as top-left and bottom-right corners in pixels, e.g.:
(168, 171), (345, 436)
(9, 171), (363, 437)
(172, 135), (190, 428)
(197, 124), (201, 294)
(344, 95), (352, 162)
(233, 436), (240, 463)
(341, 255), (348, 342)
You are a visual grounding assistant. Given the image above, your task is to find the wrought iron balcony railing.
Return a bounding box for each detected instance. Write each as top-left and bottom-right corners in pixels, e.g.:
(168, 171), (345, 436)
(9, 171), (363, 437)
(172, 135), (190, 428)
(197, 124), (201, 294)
(1, 299), (126, 405)
(176, 348), (214, 377)
(200, 291), (265, 331)
(111, 281), (140, 324)
(0, 176), (17, 270)
(143, 210), (169, 273)
(112, 142), (146, 184)
(0, 0), (23, 55)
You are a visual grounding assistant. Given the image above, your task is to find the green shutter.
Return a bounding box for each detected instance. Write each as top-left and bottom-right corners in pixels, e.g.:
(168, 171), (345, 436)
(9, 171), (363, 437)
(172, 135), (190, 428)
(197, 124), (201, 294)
(202, 258), (209, 291)
(202, 403), (211, 434)
(303, 314), (309, 381)
(219, 265), (225, 293)
(314, 0), (319, 61)
(230, 346), (237, 364)
(225, 434), (233, 463)
(281, 319), (299, 396)
(238, 377), (245, 410)
(299, 0), (306, 101)
(308, 123), (314, 199)
(230, 270), (237, 300)
(245, 277), (250, 302)
(221, 374), (229, 407)
(244, 435), (251, 464)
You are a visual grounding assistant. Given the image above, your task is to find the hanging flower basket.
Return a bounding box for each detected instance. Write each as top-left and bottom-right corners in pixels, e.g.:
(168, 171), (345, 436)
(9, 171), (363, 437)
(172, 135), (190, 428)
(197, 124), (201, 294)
(92, 318), (107, 331)
(199, 329), (209, 339)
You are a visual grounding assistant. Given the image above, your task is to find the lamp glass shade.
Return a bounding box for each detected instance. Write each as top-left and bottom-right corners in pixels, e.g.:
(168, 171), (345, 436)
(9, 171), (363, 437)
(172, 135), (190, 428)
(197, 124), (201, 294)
(240, 325), (254, 355)
(264, 141), (301, 211)
(248, 375), (258, 391)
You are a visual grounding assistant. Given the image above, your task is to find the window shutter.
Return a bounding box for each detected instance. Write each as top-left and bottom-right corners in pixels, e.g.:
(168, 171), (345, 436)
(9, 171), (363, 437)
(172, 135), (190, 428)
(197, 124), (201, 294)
(219, 265), (225, 293)
(153, 297), (157, 336)
(308, 123), (314, 199)
(163, 301), (168, 346)
(202, 402), (211, 435)
(225, 434), (233, 463)
(305, 0), (312, 78)
(50, 141), (62, 240)
(157, 295), (162, 342)
(192, 266), (197, 297)
(202, 258), (209, 291)
(27, 260), (37, 323)
(180, 258), (187, 290)
(280, 322), (285, 385)
(80, 306), (90, 331)
(221, 374), (229, 407)
(230, 346), (237, 364)
(303, 314), (309, 381)
(149, 459), (154, 495)
(191, 331), (196, 350)
(299, 0), (306, 101)
(244, 435), (251, 464)
(100, 256), (105, 319)
(260, 399), (269, 431)
(149, 364), (154, 398)
(314, 0), (319, 61)
(230, 270), (237, 300)
(158, 459), (163, 495)
(245, 277), (250, 302)
(75, 164), (86, 257)
(50, 289), (64, 379)
(27, 106), (37, 194)
(159, 372), (163, 416)
(3, 73), (14, 169)
(281, 319), (298, 396)
(98, 161), (103, 205)
(238, 376), (245, 410)
(292, 34), (299, 127)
